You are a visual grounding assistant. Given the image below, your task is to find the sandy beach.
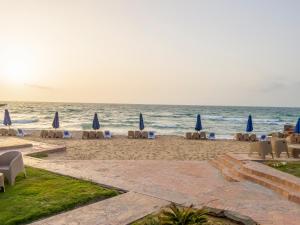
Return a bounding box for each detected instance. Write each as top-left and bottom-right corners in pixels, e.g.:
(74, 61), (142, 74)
(25, 133), (250, 160)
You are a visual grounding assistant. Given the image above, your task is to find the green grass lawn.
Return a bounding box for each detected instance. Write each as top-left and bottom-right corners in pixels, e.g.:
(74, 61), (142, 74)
(267, 161), (300, 178)
(0, 166), (119, 225)
(27, 152), (48, 158)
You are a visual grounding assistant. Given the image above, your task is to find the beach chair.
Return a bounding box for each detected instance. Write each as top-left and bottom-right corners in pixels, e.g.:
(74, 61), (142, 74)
(235, 133), (243, 141)
(55, 131), (63, 138)
(16, 129), (29, 137)
(7, 129), (17, 136)
(40, 130), (48, 138)
(200, 131), (207, 140)
(104, 130), (112, 139)
(82, 131), (89, 139)
(192, 132), (200, 140)
(89, 131), (96, 139)
(243, 133), (250, 141)
(134, 131), (142, 139)
(148, 131), (155, 139)
(185, 132), (192, 139)
(96, 131), (104, 139)
(286, 134), (294, 144)
(296, 134), (300, 144)
(141, 131), (148, 139)
(271, 138), (289, 158)
(286, 134), (297, 144)
(48, 130), (56, 138)
(0, 151), (26, 185)
(128, 131), (134, 139)
(208, 133), (215, 140)
(0, 128), (7, 136)
(249, 141), (274, 159)
(284, 124), (295, 132)
(63, 130), (72, 139)
(249, 134), (257, 142)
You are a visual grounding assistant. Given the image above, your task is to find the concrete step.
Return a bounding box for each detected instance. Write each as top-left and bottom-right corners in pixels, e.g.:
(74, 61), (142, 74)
(237, 169), (300, 204)
(224, 153), (300, 194)
(210, 159), (241, 182)
(241, 161), (300, 193)
(216, 155), (236, 169)
(223, 153), (246, 166)
(212, 153), (300, 205)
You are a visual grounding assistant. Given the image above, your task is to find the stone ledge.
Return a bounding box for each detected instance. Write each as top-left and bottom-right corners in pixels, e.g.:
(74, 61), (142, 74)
(204, 206), (259, 225)
(243, 161), (300, 192)
(211, 153), (300, 205)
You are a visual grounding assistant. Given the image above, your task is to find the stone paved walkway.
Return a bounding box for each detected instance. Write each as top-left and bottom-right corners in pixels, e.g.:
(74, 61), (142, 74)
(25, 157), (300, 225)
(31, 192), (168, 225)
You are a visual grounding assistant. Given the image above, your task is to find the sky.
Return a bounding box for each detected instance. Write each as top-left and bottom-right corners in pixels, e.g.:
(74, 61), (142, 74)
(0, 0), (300, 107)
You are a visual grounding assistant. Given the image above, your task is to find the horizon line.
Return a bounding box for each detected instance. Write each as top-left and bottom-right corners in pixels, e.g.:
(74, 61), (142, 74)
(1, 99), (300, 109)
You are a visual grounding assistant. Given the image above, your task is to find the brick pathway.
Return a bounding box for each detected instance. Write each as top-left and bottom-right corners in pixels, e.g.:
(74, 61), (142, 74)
(25, 157), (300, 225)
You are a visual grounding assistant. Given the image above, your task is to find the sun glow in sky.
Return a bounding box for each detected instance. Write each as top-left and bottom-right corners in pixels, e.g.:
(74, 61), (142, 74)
(0, 0), (300, 106)
(1, 47), (35, 85)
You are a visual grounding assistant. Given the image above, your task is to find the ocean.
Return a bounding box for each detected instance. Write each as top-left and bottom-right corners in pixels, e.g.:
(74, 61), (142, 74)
(0, 102), (299, 139)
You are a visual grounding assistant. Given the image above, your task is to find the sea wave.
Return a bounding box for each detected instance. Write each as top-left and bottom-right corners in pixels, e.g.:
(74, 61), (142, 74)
(12, 118), (39, 124)
(202, 116), (285, 125)
(202, 115), (224, 120)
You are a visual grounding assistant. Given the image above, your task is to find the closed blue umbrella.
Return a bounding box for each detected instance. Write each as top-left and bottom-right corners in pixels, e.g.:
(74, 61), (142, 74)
(294, 118), (300, 134)
(3, 109), (12, 127)
(195, 114), (202, 132)
(246, 115), (253, 132)
(92, 113), (100, 130)
(52, 112), (59, 129)
(139, 113), (144, 131)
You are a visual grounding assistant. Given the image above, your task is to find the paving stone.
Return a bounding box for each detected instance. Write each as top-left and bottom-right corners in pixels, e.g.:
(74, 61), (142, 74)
(31, 192), (169, 225)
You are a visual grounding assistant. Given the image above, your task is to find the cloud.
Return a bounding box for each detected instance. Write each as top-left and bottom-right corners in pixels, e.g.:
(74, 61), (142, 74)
(24, 83), (54, 90)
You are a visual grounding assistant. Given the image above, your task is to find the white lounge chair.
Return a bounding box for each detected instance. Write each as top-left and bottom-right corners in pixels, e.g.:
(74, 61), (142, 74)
(260, 134), (267, 141)
(104, 130), (112, 139)
(0, 151), (26, 185)
(148, 131), (156, 139)
(63, 130), (72, 139)
(208, 133), (216, 140)
(16, 129), (30, 137)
